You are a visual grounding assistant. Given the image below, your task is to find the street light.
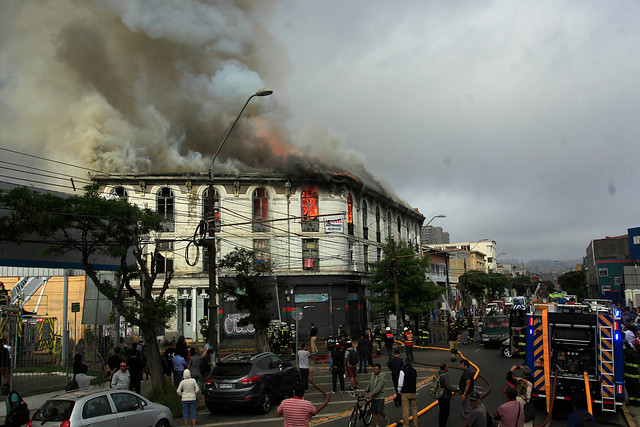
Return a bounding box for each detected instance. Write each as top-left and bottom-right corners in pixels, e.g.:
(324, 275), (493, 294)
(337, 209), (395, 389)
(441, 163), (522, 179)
(206, 88), (273, 362)
(425, 214), (446, 227)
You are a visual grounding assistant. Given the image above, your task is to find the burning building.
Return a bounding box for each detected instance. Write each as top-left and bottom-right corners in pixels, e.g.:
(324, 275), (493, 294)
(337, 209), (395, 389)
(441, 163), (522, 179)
(93, 171), (424, 341)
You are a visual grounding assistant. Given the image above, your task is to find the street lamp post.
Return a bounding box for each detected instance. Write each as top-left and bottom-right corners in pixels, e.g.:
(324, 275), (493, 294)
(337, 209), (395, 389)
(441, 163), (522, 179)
(206, 89), (273, 362)
(425, 214), (446, 227)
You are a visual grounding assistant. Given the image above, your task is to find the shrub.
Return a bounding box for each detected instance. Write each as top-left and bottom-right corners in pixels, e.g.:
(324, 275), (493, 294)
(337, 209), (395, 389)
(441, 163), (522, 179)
(148, 378), (182, 417)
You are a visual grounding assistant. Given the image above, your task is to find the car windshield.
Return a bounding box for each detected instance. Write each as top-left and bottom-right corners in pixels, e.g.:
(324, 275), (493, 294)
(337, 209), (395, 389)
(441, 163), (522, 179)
(33, 399), (75, 421)
(211, 362), (252, 378)
(485, 317), (509, 328)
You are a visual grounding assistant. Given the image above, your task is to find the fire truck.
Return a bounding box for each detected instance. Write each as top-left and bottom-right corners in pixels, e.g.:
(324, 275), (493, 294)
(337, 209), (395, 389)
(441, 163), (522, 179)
(525, 302), (624, 413)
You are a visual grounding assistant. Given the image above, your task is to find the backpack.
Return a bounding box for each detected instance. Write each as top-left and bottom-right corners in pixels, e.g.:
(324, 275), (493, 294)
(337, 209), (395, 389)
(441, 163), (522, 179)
(347, 348), (358, 366)
(426, 372), (445, 399)
(6, 391), (29, 425)
(523, 399), (535, 422)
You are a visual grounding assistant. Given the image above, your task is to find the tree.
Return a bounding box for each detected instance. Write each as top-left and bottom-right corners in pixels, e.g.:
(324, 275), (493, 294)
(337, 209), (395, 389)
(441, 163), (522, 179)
(369, 239), (444, 330)
(458, 270), (490, 306)
(557, 270), (587, 298)
(488, 273), (511, 299)
(217, 247), (274, 352)
(511, 275), (534, 296)
(0, 186), (176, 391)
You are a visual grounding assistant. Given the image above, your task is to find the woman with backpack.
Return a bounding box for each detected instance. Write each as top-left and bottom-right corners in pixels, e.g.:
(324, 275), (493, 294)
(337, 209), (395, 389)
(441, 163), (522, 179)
(345, 341), (359, 391)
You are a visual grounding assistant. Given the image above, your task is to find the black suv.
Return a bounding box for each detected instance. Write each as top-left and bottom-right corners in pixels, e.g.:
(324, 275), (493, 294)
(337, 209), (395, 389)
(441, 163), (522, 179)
(204, 352), (300, 414)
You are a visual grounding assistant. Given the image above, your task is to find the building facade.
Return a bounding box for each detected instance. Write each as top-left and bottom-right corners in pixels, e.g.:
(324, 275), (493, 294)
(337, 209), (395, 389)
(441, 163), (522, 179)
(420, 226), (449, 245)
(93, 172), (424, 342)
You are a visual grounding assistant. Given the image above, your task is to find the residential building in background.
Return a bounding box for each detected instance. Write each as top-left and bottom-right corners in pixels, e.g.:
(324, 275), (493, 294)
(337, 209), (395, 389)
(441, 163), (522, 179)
(421, 225), (449, 244)
(584, 234), (629, 304)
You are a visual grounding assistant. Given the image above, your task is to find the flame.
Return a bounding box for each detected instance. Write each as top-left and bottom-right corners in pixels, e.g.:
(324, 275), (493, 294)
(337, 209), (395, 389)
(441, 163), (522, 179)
(253, 116), (295, 159)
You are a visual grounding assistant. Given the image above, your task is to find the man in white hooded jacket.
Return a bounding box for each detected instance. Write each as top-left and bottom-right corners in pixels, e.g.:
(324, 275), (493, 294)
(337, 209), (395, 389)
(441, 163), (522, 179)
(177, 369), (199, 427)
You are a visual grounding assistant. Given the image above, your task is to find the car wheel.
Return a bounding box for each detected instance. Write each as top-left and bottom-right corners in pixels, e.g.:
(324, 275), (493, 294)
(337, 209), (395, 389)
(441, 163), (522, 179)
(257, 390), (272, 414)
(206, 402), (220, 415)
(503, 347), (512, 358)
(155, 420), (171, 427)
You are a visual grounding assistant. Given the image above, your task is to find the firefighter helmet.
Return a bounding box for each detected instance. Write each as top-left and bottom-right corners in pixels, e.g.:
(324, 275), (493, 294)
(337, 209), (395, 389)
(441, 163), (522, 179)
(385, 327), (391, 332)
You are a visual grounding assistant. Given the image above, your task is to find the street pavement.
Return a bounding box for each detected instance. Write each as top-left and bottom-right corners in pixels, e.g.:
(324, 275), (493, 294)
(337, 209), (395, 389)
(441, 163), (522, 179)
(187, 336), (628, 427)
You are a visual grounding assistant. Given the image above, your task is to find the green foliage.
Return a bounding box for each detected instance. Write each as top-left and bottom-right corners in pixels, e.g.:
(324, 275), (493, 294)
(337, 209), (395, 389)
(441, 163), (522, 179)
(511, 275), (534, 295)
(557, 270), (587, 298)
(368, 239), (444, 325)
(218, 248), (274, 349)
(148, 379), (182, 417)
(488, 273), (511, 299)
(458, 270), (490, 304)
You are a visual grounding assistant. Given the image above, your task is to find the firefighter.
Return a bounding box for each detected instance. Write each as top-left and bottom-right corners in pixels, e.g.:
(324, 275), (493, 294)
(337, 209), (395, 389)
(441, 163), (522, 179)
(0, 283), (8, 305)
(403, 327), (414, 362)
(624, 345), (640, 406)
(384, 327), (395, 359)
(278, 322), (289, 355)
(199, 316), (209, 340)
(337, 323), (346, 338)
(448, 321), (459, 362)
(514, 327), (527, 356)
(374, 325), (383, 355)
(466, 315), (475, 344)
(289, 323), (297, 354)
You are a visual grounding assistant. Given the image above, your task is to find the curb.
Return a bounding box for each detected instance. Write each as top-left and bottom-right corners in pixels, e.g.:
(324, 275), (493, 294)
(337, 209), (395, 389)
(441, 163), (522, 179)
(623, 403), (637, 427)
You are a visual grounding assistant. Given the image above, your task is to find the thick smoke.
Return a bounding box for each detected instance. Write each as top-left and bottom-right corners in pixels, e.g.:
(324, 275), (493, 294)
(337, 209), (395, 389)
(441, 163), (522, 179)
(0, 0), (396, 198)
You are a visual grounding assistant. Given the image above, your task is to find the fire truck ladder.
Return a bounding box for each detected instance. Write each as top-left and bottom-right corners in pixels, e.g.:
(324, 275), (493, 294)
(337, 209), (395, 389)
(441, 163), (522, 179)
(597, 313), (616, 412)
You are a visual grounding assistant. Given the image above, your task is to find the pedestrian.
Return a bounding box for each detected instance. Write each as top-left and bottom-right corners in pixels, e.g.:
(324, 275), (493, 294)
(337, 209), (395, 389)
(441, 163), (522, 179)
(345, 341), (359, 391)
(448, 321), (459, 362)
(72, 353), (91, 390)
(567, 394), (595, 427)
(0, 340), (11, 386)
(276, 383), (317, 426)
(398, 358), (418, 427)
(111, 361), (131, 390)
(107, 347), (122, 381)
(331, 343), (345, 394)
(384, 327), (395, 360)
(187, 347), (207, 391)
(298, 343), (311, 391)
(402, 327), (414, 362)
(163, 342), (175, 380)
(1, 383), (26, 427)
(173, 349), (188, 388)
(459, 358), (475, 419)
(366, 364), (389, 427)
(493, 386), (524, 427)
(462, 391), (487, 427)
(326, 332), (337, 370)
(177, 369), (199, 427)
(310, 323), (319, 354)
(436, 363), (459, 427)
(387, 350), (404, 407)
(374, 326), (383, 355)
(127, 348), (143, 393)
(516, 378), (533, 427)
(357, 334), (369, 373)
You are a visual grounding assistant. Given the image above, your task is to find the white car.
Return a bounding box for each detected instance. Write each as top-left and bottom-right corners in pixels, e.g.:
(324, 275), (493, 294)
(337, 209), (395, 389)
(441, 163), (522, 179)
(28, 388), (173, 427)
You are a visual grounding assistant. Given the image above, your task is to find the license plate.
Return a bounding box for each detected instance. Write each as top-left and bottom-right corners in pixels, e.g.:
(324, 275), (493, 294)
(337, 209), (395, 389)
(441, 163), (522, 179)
(219, 383), (233, 389)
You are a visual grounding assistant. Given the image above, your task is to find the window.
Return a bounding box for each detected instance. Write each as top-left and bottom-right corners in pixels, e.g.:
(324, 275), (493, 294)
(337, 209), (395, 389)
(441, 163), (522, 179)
(347, 194), (354, 235)
(375, 207), (381, 243)
(362, 200), (368, 240)
(155, 253), (174, 274)
(202, 187), (221, 232)
(377, 247), (381, 262)
(397, 216), (401, 239)
(302, 239), (319, 270)
(301, 186), (319, 232)
(157, 187), (175, 232)
(252, 188), (269, 232)
(363, 244), (369, 272)
(348, 241), (355, 270)
(82, 395), (112, 419)
(111, 392), (141, 413)
(253, 239), (270, 266)
(387, 211), (392, 240)
(110, 186), (128, 202)
(599, 268), (609, 277)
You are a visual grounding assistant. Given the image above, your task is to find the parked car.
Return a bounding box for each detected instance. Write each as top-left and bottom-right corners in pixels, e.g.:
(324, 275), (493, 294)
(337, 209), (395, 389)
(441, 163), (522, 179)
(204, 352), (300, 414)
(480, 315), (510, 348)
(28, 388), (172, 427)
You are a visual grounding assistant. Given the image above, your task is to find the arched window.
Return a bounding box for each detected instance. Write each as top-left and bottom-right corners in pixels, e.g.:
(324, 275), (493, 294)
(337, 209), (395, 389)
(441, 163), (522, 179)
(156, 187), (174, 232)
(110, 186), (128, 203)
(397, 216), (402, 240)
(202, 187), (221, 232)
(347, 193), (354, 235)
(301, 186), (319, 232)
(252, 188), (269, 232)
(375, 206), (381, 243)
(387, 211), (392, 240)
(362, 200), (368, 240)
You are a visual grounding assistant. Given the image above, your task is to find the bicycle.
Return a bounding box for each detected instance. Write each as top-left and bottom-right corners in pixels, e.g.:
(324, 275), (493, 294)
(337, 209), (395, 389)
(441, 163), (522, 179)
(348, 392), (373, 427)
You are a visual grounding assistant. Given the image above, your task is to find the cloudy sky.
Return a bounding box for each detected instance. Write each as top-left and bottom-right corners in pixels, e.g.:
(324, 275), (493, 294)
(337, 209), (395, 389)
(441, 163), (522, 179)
(1, 1), (638, 263)
(268, 1), (640, 262)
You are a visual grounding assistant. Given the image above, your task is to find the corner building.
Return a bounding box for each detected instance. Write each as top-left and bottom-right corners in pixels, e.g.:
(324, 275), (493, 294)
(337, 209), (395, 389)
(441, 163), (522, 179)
(93, 172), (424, 343)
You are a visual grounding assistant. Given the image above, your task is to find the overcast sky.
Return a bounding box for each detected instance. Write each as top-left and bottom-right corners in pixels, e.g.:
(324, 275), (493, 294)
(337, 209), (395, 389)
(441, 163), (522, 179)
(1, 1), (639, 264)
(267, 1), (640, 262)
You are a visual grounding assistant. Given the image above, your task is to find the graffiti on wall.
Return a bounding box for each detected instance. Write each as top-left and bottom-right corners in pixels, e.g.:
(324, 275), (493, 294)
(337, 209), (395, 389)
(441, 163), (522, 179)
(223, 313), (255, 336)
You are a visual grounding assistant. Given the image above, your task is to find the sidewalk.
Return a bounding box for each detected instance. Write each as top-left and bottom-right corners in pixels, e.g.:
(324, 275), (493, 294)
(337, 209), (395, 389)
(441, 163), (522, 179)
(625, 402), (639, 427)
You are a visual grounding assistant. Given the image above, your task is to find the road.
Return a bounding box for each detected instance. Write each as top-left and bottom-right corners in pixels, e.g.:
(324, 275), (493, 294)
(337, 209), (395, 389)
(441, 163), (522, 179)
(186, 337), (626, 426)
